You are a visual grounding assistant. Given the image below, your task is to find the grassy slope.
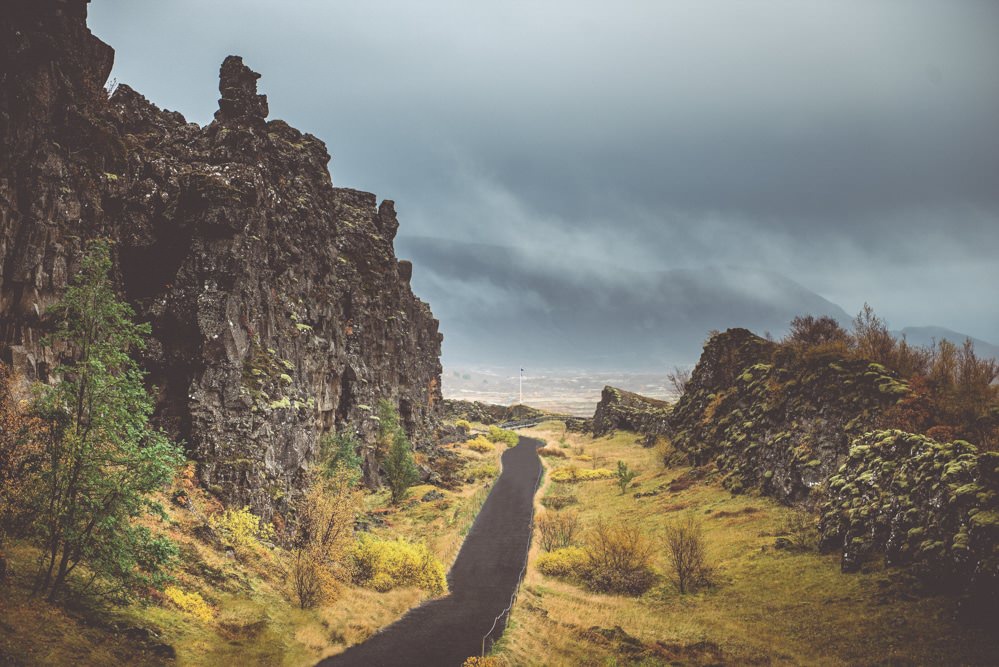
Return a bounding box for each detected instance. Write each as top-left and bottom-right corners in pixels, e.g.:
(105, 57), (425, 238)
(0, 434), (504, 666)
(494, 421), (999, 666)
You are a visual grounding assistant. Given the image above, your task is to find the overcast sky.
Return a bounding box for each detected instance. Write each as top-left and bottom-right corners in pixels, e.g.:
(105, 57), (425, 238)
(89, 1), (999, 364)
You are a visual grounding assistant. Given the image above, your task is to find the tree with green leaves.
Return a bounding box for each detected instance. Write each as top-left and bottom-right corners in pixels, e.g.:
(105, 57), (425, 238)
(31, 240), (183, 603)
(319, 430), (363, 486)
(616, 460), (637, 495)
(377, 400), (419, 504)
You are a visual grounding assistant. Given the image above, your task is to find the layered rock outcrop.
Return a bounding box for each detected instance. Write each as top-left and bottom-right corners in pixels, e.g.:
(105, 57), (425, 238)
(0, 0), (443, 515)
(669, 328), (998, 610)
(591, 385), (671, 444)
(669, 329), (906, 501)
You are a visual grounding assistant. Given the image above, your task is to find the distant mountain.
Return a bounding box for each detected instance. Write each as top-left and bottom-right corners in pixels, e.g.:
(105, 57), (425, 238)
(398, 236), (850, 369)
(895, 326), (999, 360)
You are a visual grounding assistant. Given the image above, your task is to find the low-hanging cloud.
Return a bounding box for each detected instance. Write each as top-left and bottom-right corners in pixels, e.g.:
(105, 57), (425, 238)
(90, 0), (999, 365)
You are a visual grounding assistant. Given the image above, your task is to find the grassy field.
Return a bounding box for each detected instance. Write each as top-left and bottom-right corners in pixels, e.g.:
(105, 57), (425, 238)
(492, 421), (999, 666)
(0, 433), (505, 666)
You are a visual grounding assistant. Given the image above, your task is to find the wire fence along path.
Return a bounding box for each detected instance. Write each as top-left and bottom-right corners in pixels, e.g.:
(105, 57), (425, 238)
(320, 436), (543, 667)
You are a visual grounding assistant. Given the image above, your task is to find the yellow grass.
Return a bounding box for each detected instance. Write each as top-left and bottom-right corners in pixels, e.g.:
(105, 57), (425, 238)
(0, 441), (505, 666)
(492, 420), (999, 666)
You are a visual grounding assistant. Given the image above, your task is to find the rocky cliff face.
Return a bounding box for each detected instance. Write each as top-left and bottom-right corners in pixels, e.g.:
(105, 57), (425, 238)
(590, 386), (670, 444)
(0, 0), (443, 516)
(669, 329), (906, 502)
(670, 328), (998, 611)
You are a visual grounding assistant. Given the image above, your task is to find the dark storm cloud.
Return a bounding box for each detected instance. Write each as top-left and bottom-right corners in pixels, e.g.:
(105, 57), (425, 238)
(89, 1), (999, 364)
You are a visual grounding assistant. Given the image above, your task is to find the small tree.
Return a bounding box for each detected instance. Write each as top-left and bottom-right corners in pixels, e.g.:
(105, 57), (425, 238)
(378, 400), (419, 504)
(31, 240), (183, 602)
(320, 430), (363, 486)
(662, 513), (712, 594)
(616, 460), (637, 494)
(290, 468), (360, 608)
(666, 365), (692, 396)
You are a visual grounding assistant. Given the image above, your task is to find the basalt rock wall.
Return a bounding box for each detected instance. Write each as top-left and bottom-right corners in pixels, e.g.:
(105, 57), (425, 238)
(590, 385), (671, 444)
(0, 0), (443, 516)
(670, 328), (998, 609)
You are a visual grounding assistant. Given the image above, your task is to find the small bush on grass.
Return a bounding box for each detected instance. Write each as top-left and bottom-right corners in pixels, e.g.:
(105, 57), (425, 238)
(776, 507), (818, 550)
(536, 547), (588, 578)
(466, 462), (499, 481)
(487, 426), (519, 447)
(466, 436), (495, 453)
(164, 585), (215, 623)
(541, 487), (578, 510)
(581, 521), (657, 595)
(351, 535), (447, 595)
(209, 506), (275, 556)
(549, 466), (614, 483)
(663, 513), (713, 594)
(455, 419), (472, 433)
(538, 446), (567, 458)
(536, 510), (581, 552)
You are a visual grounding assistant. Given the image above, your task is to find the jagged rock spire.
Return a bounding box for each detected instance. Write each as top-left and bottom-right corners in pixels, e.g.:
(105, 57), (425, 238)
(214, 55), (268, 123)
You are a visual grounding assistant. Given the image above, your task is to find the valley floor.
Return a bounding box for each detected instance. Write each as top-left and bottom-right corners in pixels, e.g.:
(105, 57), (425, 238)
(493, 422), (999, 666)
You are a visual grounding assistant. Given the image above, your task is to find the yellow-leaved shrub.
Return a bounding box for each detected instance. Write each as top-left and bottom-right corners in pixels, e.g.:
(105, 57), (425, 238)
(549, 466), (614, 483)
(536, 547), (587, 578)
(164, 585), (215, 623)
(351, 535), (447, 595)
(208, 506), (275, 555)
(466, 436), (495, 453)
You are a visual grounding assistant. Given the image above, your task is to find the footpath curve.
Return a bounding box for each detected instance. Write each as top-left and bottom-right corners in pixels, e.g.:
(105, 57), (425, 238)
(320, 436), (543, 667)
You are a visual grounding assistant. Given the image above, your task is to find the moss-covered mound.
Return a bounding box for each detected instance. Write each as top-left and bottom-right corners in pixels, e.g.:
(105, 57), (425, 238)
(819, 430), (998, 606)
(670, 328), (907, 502)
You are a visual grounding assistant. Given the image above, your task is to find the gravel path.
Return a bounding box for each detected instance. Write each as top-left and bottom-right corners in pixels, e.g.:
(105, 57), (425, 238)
(319, 435), (542, 667)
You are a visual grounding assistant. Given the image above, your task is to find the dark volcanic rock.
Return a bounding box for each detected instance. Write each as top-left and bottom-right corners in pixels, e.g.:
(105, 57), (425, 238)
(440, 399), (544, 425)
(669, 329), (905, 502)
(591, 385), (671, 444)
(0, 0), (443, 516)
(670, 328), (998, 608)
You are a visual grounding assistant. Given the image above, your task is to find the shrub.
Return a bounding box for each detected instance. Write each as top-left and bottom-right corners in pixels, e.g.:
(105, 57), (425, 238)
(466, 462), (499, 481)
(538, 446), (567, 458)
(350, 535), (447, 595)
(487, 425), (519, 447)
(541, 487), (578, 510)
(549, 466), (614, 483)
(466, 436), (495, 453)
(536, 510), (581, 552)
(662, 513), (713, 594)
(462, 657), (500, 667)
(164, 586), (215, 623)
(209, 506), (275, 555)
(777, 507), (817, 551)
(455, 419), (473, 432)
(575, 454), (593, 462)
(581, 521), (657, 595)
(536, 547), (588, 578)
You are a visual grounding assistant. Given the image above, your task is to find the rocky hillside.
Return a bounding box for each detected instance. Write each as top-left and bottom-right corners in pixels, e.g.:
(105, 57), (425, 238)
(668, 328), (998, 613)
(0, 0), (442, 516)
(590, 385), (670, 443)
